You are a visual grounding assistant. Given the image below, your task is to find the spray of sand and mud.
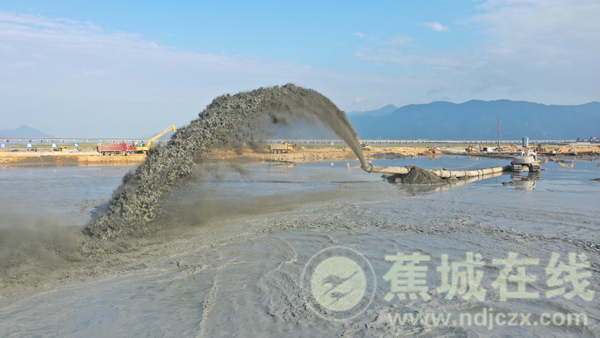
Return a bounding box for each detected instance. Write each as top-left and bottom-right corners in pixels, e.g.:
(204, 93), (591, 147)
(0, 84), (451, 293)
(84, 84), (368, 240)
(0, 84), (370, 295)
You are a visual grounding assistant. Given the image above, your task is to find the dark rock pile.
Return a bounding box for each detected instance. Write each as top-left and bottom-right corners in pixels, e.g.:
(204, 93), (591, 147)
(382, 165), (444, 185)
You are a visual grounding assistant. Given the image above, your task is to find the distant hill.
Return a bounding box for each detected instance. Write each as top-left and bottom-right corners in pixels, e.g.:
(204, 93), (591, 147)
(349, 100), (600, 140)
(272, 104), (400, 140)
(0, 125), (53, 138)
(347, 104), (398, 117)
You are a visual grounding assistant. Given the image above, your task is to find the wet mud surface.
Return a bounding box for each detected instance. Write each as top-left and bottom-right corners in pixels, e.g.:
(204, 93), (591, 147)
(1, 82), (599, 336)
(1, 158), (599, 337)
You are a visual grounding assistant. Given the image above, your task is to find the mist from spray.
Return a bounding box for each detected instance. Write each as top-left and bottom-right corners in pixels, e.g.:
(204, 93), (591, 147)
(84, 84), (367, 240)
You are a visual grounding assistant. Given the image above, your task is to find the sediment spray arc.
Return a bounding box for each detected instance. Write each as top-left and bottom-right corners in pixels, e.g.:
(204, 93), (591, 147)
(84, 84), (368, 240)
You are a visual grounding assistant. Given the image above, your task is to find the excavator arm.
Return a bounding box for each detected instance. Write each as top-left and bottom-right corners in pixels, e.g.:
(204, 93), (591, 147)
(135, 125), (176, 152)
(148, 125), (176, 146)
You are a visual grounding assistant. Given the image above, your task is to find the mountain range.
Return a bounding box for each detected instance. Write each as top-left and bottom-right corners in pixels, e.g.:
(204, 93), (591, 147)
(347, 104), (398, 117)
(0, 125), (53, 138)
(348, 100), (600, 140)
(4, 100), (599, 140)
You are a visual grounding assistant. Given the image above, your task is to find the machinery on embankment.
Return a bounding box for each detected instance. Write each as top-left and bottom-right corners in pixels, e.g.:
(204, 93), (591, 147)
(97, 142), (136, 156)
(97, 125), (176, 155)
(267, 143), (294, 154)
(547, 143), (600, 156)
(458, 141), (599, 157)
(133, 125), (176, 153)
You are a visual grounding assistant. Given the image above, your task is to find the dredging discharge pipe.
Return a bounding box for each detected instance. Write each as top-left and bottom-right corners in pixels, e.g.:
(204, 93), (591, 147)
(361, 162), (512, 178)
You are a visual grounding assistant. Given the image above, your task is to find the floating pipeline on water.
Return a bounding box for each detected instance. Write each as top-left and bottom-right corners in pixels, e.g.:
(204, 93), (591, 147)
(83, 84), (368, 240)
(362, 163), (511, 177)
(362, 163), (512, 185)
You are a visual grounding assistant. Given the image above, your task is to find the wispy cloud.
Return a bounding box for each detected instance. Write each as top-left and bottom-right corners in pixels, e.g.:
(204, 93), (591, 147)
(353, 0), (600, 104)
(0, 11), (77, 28)
(2, 2), (599, 136)
(0, 11), (431, 136)
(463, 0), (600, 97)
(423, 22), (450, 32)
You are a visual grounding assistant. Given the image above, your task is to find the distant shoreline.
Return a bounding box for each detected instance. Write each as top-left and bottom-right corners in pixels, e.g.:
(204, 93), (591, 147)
(1, 143), (597, 167)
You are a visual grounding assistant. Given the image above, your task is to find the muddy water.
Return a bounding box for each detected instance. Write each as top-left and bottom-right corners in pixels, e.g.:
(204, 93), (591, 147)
(1, 157), (599, 337)
(0, 166), (135, 227)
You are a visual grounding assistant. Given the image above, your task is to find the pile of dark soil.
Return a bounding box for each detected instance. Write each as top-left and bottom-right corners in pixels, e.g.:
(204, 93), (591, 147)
(382, 165), (444, 185)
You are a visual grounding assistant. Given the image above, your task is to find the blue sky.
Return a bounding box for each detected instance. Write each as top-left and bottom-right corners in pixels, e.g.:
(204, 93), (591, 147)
(2, 1), (480, 66)
(1, 0), (599, 137)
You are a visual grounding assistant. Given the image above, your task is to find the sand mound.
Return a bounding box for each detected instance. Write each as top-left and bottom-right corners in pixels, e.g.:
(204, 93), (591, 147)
(383, 165), (444, 185)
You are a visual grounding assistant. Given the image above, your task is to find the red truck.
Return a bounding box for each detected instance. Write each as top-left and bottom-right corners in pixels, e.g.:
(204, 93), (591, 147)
(97, 142), (135, 156)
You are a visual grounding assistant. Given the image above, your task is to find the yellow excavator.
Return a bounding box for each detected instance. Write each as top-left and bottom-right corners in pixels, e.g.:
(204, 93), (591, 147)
(549, 145), (572, 155)
(135, 125), (176, 153)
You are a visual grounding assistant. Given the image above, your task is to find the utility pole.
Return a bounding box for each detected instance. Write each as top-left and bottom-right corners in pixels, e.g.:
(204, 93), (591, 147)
(498, 115), (502, 151)
(497, 115), (501, 151)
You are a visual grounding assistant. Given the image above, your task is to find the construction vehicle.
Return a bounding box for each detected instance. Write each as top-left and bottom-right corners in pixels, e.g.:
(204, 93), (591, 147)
(267, 143), (294, 153)
(134, 125), (176, 153)
(97, 142), (135, 156)
(549, 145), (572, 155)
(465, 145), (478, 153)
(552, 144), (600, 155)
(54, 146), (79, 152)
(511, 149), (541, 172)
(360, 142), (372, 151)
